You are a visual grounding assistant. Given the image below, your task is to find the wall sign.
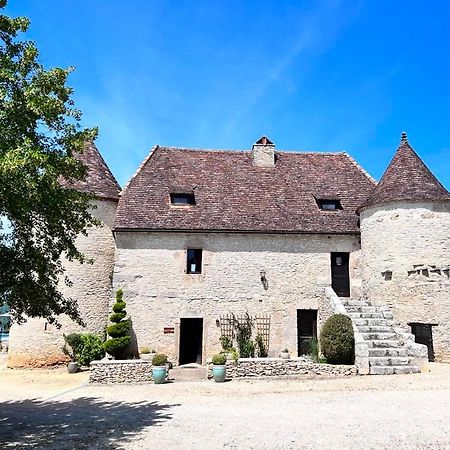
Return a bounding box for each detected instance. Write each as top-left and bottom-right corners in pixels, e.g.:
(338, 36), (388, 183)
(164, 327), (175, 334)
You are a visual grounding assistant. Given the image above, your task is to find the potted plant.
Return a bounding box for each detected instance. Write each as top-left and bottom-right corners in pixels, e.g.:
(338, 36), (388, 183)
(152, 353), (168, 384)
(211, 353), (227, 382)
(140, 346), (156, 361)
(63, 333), (82, 373)
(280, 348), (290, 359)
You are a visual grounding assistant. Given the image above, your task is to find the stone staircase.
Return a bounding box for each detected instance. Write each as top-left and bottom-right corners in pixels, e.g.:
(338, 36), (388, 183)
(343, 299), (421, 375)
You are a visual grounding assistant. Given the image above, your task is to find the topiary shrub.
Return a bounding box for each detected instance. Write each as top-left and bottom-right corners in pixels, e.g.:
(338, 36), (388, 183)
(103, 289), (131, 359)
(320, 314), (355, 364)
(152, 353), (168, 366)
(212, 353), (227, 365)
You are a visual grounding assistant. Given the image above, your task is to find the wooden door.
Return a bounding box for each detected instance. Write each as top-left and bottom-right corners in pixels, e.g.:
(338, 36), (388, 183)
(331, 252), (350, 297)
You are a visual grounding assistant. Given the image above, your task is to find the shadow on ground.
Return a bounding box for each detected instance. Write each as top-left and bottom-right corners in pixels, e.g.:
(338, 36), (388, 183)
(0, 396), (176, 449)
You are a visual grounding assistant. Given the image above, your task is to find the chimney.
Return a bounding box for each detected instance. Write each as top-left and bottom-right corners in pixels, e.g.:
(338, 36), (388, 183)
(252, 136), (275, 167)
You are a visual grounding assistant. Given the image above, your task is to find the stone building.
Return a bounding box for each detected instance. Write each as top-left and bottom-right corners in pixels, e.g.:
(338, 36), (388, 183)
(7, 134), (450, 373)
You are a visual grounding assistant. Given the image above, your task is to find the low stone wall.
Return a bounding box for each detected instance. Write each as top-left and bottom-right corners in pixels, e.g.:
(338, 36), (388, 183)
(89, 360), (153, 384)
(207, 357), (358, 379)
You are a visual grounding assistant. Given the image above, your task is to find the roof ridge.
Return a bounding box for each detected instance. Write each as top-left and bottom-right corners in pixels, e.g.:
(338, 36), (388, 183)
(342, 152), (377, 185)
(120, 145), (159, 197)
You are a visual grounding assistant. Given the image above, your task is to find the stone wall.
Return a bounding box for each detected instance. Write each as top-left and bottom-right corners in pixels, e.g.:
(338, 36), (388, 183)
(113, 231), (361, 364)
(89, 360), (153, 384)
(8, 199), (118, 368)
(360, 202), (450, 361)
(207, 357), (358, 378)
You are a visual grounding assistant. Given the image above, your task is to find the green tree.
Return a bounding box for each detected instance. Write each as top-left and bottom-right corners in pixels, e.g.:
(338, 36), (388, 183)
(0, 1), (98, 325)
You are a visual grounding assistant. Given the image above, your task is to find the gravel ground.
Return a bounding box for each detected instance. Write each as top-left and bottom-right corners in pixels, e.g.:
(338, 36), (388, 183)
(1, 363), (450, 449)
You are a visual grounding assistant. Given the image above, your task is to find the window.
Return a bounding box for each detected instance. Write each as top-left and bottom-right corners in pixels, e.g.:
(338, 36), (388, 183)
(187, 249), (202, 274)
(316, 199), (342, 211)
(170, 193), (195, 206)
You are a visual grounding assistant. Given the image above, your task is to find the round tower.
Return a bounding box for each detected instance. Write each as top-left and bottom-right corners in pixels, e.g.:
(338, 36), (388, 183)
(359, 133), (450, 362)
(8, 142), (120, 367)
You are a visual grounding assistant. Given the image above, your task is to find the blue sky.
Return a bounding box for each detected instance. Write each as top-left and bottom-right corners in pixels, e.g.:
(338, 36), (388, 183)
(5, 1), (450, 188)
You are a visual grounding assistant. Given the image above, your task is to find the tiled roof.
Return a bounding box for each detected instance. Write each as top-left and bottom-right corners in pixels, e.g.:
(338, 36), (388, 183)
(62, 142), (121, 200)
(114, 146), (376, 234)
(361, 133), (450, 210)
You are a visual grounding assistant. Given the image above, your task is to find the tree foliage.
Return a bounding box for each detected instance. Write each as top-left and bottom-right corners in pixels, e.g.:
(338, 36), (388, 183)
(0, 1), (98, 325)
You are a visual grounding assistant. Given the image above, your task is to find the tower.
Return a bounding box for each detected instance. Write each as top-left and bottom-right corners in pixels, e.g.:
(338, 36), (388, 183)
(8, 142), (120, 367)
(359, 133), (450, 361)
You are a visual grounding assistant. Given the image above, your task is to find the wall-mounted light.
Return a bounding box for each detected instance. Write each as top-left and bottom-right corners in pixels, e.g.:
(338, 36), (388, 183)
(216, 318), (220, 327)
(260, 270), (269, 291)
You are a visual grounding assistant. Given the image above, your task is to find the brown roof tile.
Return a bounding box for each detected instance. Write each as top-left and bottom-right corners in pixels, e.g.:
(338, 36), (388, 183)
(62, 142), (121, 200)
(114, 146), (376, 234)
(361, 133), (450, 210)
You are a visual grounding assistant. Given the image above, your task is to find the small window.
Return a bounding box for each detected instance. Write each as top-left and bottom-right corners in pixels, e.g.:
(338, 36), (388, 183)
(187, 249), (202, 274)
(316, 199), (342, 211)
(170, 193), (195, 206)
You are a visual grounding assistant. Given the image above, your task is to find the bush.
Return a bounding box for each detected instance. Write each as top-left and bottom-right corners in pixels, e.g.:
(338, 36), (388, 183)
(255, 334), (268, 357)
(63, 333), (104, 366)
(78, 334), (104, 366)
(212, 353), (227, 365)
(219, 336), (232, 351)
(103, 289), (131, 359)
(103, 336), (132, 357)
(152, 353), (168, 366)
(320, 314), (354, 364)
(309, 337), (319, 363)
(140, 346), (151, 354)
(106, 321), (130, 338)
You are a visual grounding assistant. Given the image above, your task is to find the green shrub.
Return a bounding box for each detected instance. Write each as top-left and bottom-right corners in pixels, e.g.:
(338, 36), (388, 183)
(212, 353), (227, 365)
(78, 334), (104, 366)
(109, 312), (126, 322)
(152, 353), (168, 366)
(106, 321), (130, 338)
(140, 346), (151, 354)
(255, 334), (268, 357)
(63, 333), (83, 361)
(309, 337), (319, 363)
(103, 336), (132, 357)
(63, 333), (104, 366)
(103, 289), (131, 359)
(320, 314), (354, 364)
(219, 336), (232, 351)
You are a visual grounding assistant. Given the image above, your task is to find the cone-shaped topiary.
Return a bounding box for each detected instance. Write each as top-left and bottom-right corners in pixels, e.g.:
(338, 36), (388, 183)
(319, 314), (355, 364)
(103, 289), (131, 358)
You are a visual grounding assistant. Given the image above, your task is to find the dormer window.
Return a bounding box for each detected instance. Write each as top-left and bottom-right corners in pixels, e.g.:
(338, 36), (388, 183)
(170, 193), (195, 206)
(317, 199), (342, 211)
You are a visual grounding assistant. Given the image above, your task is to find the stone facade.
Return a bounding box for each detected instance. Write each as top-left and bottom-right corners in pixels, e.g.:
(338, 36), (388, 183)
(206, 357), (358, 378)
(8, 199), (117, 368)
(89, 360), (153, 384)
(114, 231), (361, 364)
(360, 202), (450, 362)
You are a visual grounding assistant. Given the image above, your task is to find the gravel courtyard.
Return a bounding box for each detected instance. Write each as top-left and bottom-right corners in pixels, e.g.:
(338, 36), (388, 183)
(1, 362), (450, 449)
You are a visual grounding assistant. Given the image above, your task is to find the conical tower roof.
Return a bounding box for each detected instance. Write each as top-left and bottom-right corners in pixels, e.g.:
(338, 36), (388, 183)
(361, 132), (450, 210)
(63, 142), (121, 200)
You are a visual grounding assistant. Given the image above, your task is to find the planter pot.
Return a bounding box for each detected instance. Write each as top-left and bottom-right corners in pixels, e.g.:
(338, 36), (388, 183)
(212, 365), (227, 382)
(280, 352), (290, 360)
(152, 365), (167, 384)
(67, 362), (79, 373)
(140, 353), (155, 362)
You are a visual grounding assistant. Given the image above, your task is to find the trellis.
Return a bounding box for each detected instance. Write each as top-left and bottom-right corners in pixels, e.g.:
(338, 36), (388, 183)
(219, 313), (271, 353)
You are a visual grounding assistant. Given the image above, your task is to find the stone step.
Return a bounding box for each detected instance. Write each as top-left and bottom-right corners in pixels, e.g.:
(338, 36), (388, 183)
(369, 365), (420, 375)
(368, 348), (408, 357)
(345, 306), (378, 313)
(369, 357), (411, 366)
(348, 312), (384, 319)
(366, 340), (404, 348)
(343, 300), (373, 307)
(357, 325), (393, 334)
(352, 318), (392, 327)
(361, 332), (397, 341)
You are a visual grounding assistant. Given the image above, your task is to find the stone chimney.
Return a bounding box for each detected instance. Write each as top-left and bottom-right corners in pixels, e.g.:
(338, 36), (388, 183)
(252, 136), (275, 167)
